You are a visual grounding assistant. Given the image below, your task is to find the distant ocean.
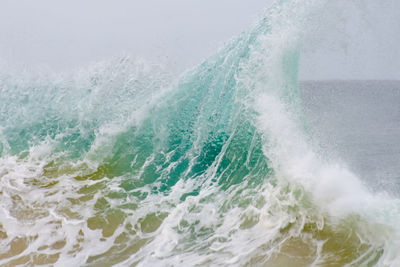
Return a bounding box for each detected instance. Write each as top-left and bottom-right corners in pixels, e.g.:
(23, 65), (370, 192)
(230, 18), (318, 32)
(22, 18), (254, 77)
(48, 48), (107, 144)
(301, 80), (400, 196)
(1, 0), (399, 266)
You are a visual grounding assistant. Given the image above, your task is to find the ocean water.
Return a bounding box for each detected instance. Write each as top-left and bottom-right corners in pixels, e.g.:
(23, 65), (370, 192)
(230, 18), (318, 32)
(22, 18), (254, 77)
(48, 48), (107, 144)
(301, 81), (400, 196)
(1, 0), (400, 266)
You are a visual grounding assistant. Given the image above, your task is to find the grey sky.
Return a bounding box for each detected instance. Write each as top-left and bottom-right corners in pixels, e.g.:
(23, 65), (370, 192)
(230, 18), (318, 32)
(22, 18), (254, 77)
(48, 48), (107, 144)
(0, 0), (399, 80)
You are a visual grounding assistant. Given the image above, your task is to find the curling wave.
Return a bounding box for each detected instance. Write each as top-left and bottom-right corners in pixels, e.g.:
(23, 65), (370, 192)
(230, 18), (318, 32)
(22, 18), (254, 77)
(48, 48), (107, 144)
(0, 0), (399, 266)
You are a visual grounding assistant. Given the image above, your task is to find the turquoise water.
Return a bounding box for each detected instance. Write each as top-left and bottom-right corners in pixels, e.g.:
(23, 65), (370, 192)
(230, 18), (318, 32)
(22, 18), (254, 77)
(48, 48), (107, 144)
(0, 1), (399, 266)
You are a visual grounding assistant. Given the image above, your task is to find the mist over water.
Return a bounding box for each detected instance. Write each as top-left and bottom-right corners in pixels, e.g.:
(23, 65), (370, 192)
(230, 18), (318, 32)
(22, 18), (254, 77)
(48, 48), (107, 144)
(0, 0), (399, 79)
(301, 80), (400, 196)
(0, 0), (399, 266)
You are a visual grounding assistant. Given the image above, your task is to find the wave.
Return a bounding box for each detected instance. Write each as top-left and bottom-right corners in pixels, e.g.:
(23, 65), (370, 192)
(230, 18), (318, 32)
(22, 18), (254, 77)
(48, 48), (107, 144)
(0, 0), (399, 266)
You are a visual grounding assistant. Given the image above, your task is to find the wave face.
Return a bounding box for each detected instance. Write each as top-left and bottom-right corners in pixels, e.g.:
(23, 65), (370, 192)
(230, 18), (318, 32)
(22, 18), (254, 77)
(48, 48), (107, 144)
(0, 0), (399, 266)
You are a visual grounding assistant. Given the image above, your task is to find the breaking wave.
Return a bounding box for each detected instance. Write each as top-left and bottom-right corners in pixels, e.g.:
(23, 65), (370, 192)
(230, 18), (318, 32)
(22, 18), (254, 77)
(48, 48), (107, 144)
(0, 0), (399, 266)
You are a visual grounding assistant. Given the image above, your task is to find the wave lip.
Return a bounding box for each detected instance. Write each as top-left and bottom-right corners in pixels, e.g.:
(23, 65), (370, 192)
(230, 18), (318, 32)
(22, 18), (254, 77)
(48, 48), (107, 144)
(0, 0), (399, 266)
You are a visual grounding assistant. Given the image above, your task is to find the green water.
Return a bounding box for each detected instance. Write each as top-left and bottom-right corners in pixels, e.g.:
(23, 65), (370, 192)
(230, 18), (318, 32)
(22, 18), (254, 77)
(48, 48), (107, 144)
(0, 0), (399, 266)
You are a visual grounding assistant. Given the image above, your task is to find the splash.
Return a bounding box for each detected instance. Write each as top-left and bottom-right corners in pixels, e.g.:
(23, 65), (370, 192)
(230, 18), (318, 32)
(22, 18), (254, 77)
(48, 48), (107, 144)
(0, 0), (399, 266)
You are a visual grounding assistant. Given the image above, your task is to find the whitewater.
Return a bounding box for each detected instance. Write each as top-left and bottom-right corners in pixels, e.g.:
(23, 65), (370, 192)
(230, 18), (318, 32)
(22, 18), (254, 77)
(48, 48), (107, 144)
(0, 0), (399, 266)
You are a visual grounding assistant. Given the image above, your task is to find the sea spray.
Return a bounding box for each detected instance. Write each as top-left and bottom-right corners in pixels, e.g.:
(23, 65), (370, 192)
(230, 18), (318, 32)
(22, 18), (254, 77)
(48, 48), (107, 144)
(0, 0), (399, 266)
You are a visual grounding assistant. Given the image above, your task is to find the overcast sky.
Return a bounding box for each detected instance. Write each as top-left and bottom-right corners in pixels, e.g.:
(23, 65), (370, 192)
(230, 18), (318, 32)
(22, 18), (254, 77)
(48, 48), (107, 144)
(0, 0), (399, 80)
